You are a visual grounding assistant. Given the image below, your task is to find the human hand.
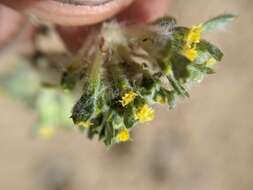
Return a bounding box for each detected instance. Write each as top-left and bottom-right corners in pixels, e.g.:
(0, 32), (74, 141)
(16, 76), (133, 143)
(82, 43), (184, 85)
(0, 0), (170, 51)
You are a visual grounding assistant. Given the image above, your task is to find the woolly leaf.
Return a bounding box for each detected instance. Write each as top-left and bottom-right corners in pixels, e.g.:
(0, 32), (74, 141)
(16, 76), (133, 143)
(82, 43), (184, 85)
(171, 54), (191, 82)
(203, 14), (237, 33)
(167, 76), (189, 97)
(197, 40), (224, 61)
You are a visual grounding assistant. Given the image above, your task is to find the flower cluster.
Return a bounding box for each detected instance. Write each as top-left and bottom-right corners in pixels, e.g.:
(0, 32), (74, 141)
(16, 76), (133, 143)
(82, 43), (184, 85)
(59, 14), (235, 146)
(182, 24), (203, 61)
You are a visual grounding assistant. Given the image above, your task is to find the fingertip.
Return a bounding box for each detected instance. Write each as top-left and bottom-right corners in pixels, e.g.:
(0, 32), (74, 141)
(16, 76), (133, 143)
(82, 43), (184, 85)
(1, 0), (135, 26)
(0, 5), (26, 49)
(118, 0), (170, 24)
(56, 25), (96, 52)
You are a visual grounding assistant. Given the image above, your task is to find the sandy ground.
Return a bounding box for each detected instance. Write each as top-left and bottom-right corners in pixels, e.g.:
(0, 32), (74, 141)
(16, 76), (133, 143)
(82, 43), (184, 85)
(0, 0), (253, 190)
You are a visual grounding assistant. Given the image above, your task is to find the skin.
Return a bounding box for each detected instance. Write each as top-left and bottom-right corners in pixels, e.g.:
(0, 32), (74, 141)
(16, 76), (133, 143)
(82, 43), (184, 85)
(0, 5), (25, 49)
(0, 0), (170, 52)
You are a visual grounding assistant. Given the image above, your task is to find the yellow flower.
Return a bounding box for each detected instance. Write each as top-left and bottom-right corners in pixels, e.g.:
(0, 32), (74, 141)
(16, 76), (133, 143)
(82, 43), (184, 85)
(206, 57), (217, 65)
(135, 104), (155, 123)
(156, 95), (166, 104)
(116, 128), (130, 142)
(38, 127), (55, 139)
(77, 120), (93, 128)
(185, 24), (203, 48)
(182, 47), (198, 62)
(120, 91), (138, 107)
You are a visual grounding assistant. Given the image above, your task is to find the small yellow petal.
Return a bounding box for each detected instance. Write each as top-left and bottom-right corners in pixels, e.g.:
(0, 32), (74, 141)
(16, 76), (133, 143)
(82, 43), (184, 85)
(116, 128), (130, 142)
(206, 57), (217, 65)
(156, 95), (166, 104)
(38, 127), (55, 139)
(135, 104), (154, 123)
(120, 91), (138, 107)
(182, 47), (198, 62)
(77, 120), (93, 128)
(185, 24), (203, 47)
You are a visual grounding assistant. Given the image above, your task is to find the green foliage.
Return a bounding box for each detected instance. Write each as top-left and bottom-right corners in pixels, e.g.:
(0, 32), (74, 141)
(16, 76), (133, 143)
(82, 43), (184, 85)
(0, 61), (76, 138)
(197, 40), (224, 61)
(35, 89), (74, 134)
(0, 61), (40, 106)
(203, 14), (237, 33)
(71, 52), (105, 124)
(0, 13), (235, 146)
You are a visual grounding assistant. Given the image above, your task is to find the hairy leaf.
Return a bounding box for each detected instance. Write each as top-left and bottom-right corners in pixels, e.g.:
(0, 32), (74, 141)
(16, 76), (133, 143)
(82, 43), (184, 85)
(203, 14), (237, 33)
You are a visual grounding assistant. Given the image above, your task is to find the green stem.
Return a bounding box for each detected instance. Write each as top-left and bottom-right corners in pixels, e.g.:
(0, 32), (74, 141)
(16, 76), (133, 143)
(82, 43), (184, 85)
(88, 51), (104, 91)
(109, 52), (130, 92)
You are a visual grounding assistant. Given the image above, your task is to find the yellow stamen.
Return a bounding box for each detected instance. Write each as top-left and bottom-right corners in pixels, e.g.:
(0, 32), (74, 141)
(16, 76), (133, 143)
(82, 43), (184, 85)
(120, 91), (138, 107)
(116, 128), (130, 142)
(182, 47), (198, 62)
(206, 57), (217, 65)
(135, 104), (154, 123)
(77, 120), (93, 128)
(185, 24), (203, 48)
(38, 127), (55, 139)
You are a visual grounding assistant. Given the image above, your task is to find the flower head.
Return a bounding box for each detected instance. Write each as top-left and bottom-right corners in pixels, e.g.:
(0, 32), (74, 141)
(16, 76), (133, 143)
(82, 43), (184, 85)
(120, 91), (138, 107)
(185, 24), (203, 47)
(116, 128), (130, 142)
(135, 104), (154, 123)
(77, 120), (93, 128)
(182, 47), (198, 62)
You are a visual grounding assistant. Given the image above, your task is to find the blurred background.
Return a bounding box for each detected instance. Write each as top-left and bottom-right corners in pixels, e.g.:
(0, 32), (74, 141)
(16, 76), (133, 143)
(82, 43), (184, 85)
(0, 0), (253, 190)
